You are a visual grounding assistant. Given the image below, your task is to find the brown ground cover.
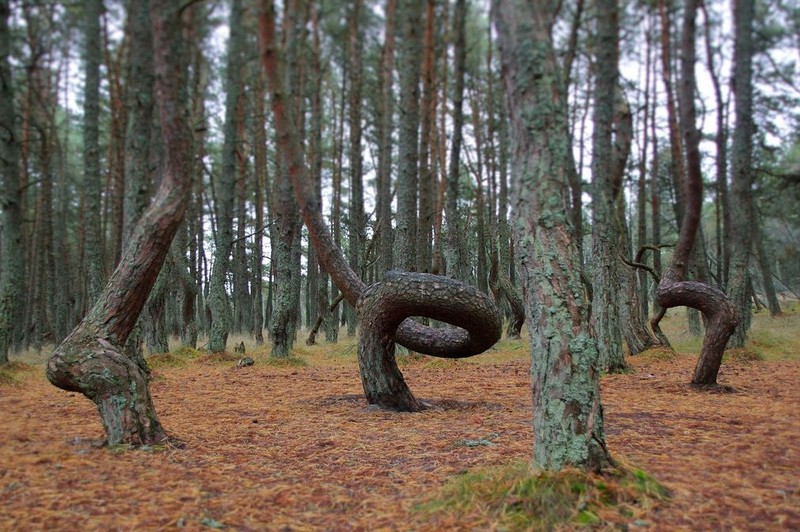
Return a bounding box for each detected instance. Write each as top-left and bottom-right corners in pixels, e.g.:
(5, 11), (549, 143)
(1, 314), (799, 530)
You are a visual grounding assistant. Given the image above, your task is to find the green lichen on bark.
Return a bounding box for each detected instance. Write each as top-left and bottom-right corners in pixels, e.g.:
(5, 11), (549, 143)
(495, 0), (611, 472)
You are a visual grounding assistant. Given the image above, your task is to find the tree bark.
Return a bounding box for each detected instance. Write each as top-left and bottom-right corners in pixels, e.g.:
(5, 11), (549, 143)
(727, 0), (757, 347)
(494, 0), (611, 472)
(46, 1), (192, 445)
(652, 0), (737, 386)
(259, 1), (501, 410)
(208, 0), (245, 353)
(590, 0), (626, 372)
(376, 0), (397, 276)
(0, 0), (24, 364)
(347, 0), (365, 337)
(83, 0), (104, 306)
(446, 0), (468, 282)
(417, 0), (436, 274)
(396, 0), (423, 272)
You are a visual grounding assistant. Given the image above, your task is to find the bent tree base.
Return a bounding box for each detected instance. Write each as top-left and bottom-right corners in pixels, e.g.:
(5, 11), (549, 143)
(654, 276), (737, 386)
(358, 271), (502, 412)
(47, 323), (168, 446)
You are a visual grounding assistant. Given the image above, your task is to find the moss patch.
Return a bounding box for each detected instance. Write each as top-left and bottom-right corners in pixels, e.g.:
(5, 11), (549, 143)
(0, 361), (35, 386)
(196, 352), (240, 366)
(418, 460), (669, 530)
(723, 348), (764, 365)
(263, 356), (308, 368)
(638, 347), (677, 362)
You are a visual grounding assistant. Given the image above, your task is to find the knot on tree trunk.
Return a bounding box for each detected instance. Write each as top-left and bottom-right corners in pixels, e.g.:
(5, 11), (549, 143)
(357, 271), (502, 412)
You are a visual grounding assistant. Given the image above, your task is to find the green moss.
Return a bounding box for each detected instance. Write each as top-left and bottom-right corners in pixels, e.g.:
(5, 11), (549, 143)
(0, 361), (34, 386)
(264, 356), (308, 368)
(418, 460), (669, 530)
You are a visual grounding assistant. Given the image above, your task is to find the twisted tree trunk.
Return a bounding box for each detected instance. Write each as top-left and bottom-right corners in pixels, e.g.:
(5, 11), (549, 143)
(652, 0), (737, 387)
(258, 2), (501, 411)
(46, 2), (191, 446)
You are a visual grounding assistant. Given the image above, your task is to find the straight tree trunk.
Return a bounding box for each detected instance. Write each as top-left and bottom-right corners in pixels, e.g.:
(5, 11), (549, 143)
(446, 0), (468, 282)
(347, 0), (365, 337)
(83, 0), (105, 306)
(0, 0), (24, 363)
(376, 0), (397, 275)
(269, 0), (305, 357)
(590, 0), (626, 373)
(47, 1), (193, 445)
(252, 65), (268, 345)
(396, 0), (423, 272)
(700, 1), (731, 289)
(754, 215), (782, 316)
(208, 0), (245, 353)
(727, 0), (757, 348)
(417, 0), (436, 274)
(494, 0), (611, 472)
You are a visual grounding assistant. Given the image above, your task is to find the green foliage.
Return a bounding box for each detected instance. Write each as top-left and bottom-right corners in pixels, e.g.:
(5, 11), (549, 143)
(419, 460), (669, 530)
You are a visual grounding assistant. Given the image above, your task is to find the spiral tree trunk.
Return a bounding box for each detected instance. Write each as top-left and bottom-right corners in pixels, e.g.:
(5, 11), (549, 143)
(258, 3), (501, 411)
(46, 3), (191, 446)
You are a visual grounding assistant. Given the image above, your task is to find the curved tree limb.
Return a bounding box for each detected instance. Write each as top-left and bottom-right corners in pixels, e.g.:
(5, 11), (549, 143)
(257, 1), (501, 409)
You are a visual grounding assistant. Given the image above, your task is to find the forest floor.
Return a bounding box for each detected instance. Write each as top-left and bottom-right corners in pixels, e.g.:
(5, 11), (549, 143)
(1, 304), (799, 530)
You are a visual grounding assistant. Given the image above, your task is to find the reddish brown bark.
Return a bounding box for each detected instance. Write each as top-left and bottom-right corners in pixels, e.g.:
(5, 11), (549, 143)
(46, 2), (192, 446)
(652, 0), (737, 387)
(258, 2), (501, 410)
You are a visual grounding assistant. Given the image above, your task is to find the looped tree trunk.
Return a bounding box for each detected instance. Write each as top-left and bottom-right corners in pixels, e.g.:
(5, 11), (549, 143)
(358, 271), (502, 411)
(258, 9), (502, 411)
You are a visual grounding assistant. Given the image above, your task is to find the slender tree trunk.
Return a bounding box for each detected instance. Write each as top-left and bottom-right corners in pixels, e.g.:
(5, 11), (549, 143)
(495, 0), (611, 472)
(446, 0), (468, 282)
(637, 17), (653, 319)
(754, 215), (782, 316)
(328, 72), (346, 344)
(652, 0), (737, 386)
(396, 0), (423, 272)
(0, 0), (24, 363)
(376, 0), (397, 276)
(700, 1), (731, 290)
(590, 0), (626, 373)
(347, 0), (365, 337)
(208, 0), (245, 353)
(252, 65), (268, 345)
(47, 2), (193, 445)
(417, 0), (436, 274)
(727, 0), (757, 348)
(83, 0), (104, 306)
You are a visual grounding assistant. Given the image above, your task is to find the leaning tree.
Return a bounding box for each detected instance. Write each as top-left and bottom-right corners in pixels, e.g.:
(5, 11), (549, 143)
(258, 0), (502, 412)
(46, 1), (192, 446)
